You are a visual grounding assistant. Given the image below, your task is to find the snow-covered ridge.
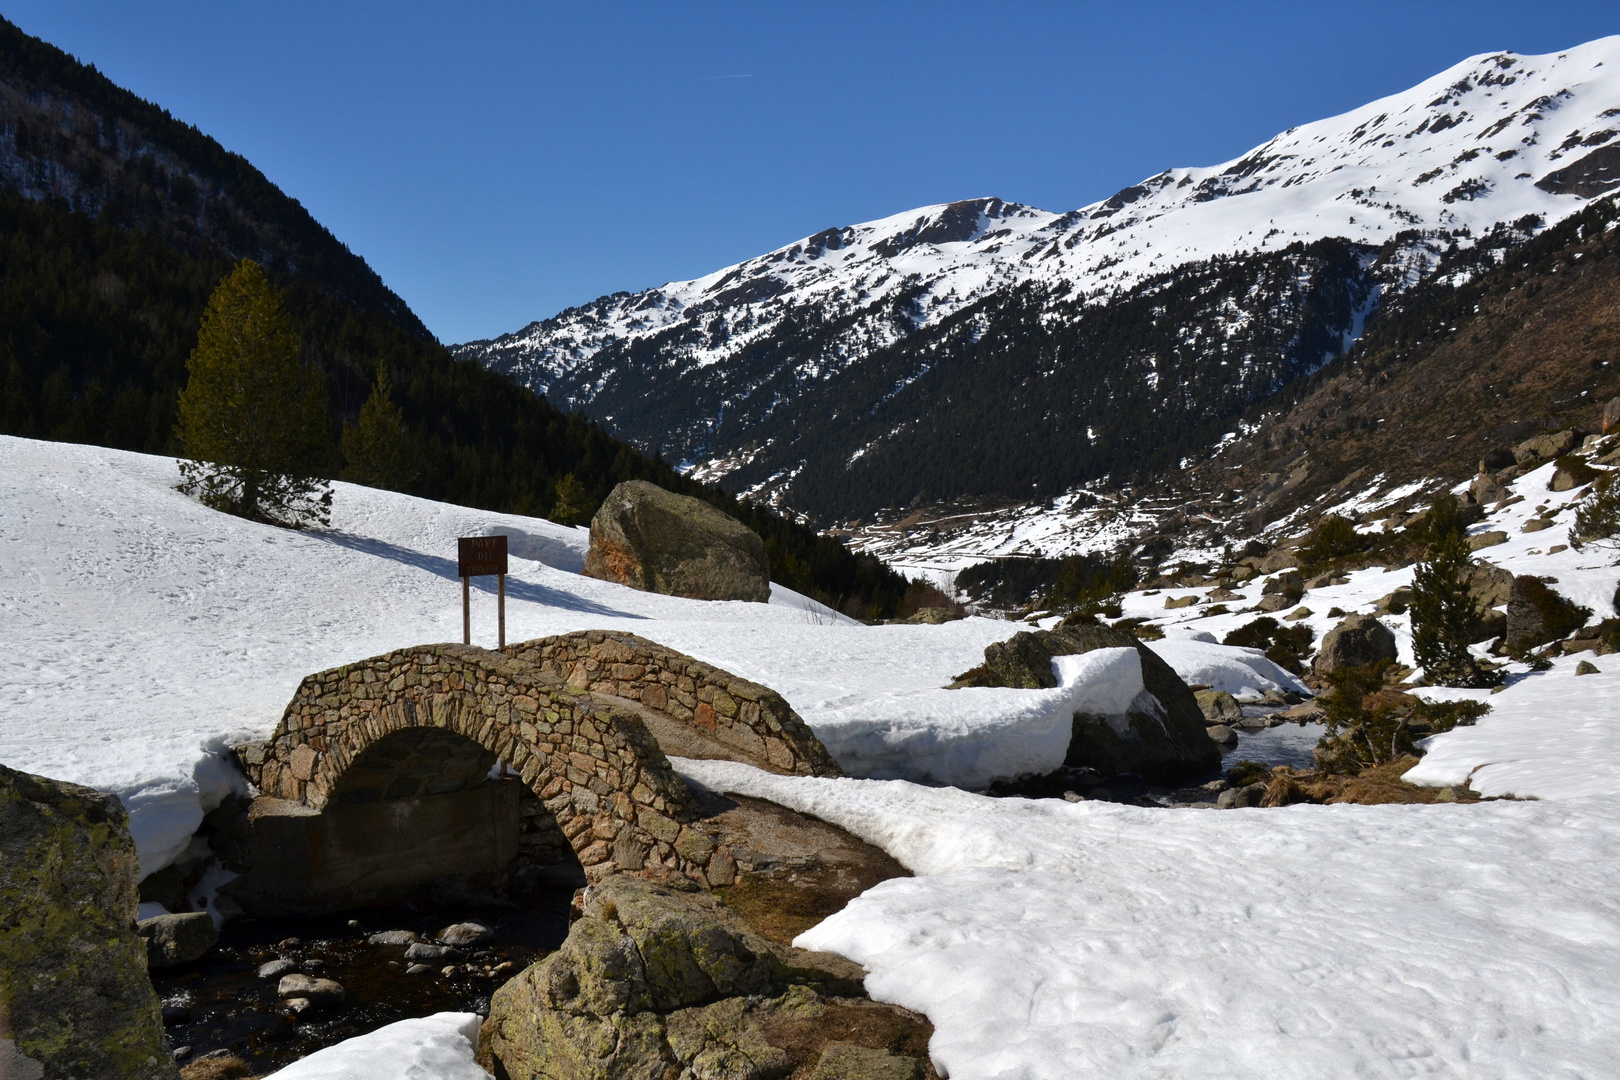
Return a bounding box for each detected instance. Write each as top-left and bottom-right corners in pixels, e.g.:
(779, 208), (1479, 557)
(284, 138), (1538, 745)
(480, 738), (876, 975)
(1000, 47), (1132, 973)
(460, 37), (1620, 407)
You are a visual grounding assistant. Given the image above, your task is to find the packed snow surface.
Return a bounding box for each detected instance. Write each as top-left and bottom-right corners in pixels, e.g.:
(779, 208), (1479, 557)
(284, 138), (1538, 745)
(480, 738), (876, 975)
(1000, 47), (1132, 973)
(681, 755), (1620, 1080)
(1, 436), (1274, 871)
(263, 1013), (488, 1079)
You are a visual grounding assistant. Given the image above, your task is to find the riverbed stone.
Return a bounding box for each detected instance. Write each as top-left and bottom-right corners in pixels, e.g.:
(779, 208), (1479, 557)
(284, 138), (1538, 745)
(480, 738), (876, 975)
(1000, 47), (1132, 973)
(438, 922), (494, 948)
(258, 958), (297, 980)
(138, 912), (219, 969)
(276, 974), (346, 1006)
(367, 930), (419, 946)
(0, 764), (177, 1080)
(405, 942), (466, 964)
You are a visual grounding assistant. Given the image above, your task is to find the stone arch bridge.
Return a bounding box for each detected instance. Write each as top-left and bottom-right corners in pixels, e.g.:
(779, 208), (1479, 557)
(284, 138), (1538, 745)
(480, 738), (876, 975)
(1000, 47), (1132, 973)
(233, 632), (837, 913)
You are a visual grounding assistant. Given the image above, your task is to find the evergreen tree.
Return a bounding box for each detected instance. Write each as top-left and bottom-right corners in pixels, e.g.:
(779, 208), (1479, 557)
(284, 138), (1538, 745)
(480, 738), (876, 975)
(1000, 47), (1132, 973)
(548, 473), (591, 526)
(342, 360), (418, 490)
(1410, 526), (1496, 688)
(175, 260), (332, 527)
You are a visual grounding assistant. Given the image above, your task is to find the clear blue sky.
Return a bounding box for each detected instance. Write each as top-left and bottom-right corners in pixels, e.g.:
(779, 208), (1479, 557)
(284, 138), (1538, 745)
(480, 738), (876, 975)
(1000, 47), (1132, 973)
(7, 2), (1616, 344)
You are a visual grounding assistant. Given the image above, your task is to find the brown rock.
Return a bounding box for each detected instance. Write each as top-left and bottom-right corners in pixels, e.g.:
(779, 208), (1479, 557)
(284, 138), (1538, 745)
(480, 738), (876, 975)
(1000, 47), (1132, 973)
(1313, 614), (1398, 677)
(583, 480), (771, 603)
(0, 765), (177, 1080)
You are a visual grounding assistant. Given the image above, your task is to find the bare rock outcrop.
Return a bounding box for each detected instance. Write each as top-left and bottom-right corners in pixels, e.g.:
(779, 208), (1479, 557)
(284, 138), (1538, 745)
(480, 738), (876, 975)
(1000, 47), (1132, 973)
(583, 481), (771, 603)
(0, 764), (177, 1080)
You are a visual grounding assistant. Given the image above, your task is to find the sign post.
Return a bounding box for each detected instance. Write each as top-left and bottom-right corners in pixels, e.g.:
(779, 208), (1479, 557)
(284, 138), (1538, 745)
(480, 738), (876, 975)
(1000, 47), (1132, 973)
(456, 535), (509, 648)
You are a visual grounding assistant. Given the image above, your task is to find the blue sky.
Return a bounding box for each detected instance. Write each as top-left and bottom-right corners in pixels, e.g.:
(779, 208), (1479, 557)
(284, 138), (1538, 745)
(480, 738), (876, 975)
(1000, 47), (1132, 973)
(8, 2), (1617, 344)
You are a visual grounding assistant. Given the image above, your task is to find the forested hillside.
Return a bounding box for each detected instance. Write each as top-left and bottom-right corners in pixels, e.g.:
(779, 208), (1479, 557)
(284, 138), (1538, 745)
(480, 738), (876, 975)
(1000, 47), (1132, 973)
(0, 17), (907, 617)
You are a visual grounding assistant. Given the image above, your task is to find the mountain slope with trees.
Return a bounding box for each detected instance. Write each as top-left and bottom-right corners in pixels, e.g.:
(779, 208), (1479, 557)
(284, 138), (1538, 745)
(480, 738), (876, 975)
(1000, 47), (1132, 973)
(0, 16), (908, 617)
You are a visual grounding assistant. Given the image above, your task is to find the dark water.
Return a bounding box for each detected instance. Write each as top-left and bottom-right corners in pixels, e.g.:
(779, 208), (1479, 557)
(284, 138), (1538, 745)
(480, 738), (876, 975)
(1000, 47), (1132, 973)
(151, 880), (576, 1074)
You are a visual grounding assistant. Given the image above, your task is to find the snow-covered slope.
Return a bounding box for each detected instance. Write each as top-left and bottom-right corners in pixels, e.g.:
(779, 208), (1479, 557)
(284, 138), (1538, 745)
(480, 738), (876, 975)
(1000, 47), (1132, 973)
(4, 436), (1286, 874)
(459, 39), (1620, 512)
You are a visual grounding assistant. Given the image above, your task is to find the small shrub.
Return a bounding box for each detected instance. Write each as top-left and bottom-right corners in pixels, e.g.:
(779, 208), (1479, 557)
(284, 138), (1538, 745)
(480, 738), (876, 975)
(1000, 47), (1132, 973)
(1226, 760), (1272, 787)
(1314, 661), (1493, 776)
(1410, 530), (1498, 688)
(1572, 471), (1620, 557)
(1404, 492), (1483, 553)
(1223, 616), (1314, 674)
(1298, 515), (1370, 571)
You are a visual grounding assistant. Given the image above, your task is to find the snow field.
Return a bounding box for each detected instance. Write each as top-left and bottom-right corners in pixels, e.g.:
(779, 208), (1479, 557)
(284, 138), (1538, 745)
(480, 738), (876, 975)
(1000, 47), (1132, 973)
(2, 436), (1289, 872)
(680, 757), (1620, 1080)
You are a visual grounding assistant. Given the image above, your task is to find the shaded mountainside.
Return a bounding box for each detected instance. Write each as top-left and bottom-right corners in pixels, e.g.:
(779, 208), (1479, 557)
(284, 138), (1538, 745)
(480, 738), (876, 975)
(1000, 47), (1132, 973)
(459, 39), (1620, 523)
(0, 16), (423, 335)
(1180, 192), (1620, 536)
(0, 17), (907, 617)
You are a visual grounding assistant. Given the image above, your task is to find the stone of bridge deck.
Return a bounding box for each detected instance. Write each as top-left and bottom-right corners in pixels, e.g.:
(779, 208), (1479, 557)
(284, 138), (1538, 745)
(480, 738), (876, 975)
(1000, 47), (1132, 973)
(228, 633), (841, 914)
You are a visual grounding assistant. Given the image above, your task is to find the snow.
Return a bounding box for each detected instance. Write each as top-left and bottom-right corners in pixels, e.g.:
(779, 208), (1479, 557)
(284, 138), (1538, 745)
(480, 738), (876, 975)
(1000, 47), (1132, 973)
(1150, 633), (1308, 700)
(263, 1013), (488, 1079)
(4, 436), (1277, 872)
(680, 757), (1620, 1080)
(1403, 653), (1620, 800)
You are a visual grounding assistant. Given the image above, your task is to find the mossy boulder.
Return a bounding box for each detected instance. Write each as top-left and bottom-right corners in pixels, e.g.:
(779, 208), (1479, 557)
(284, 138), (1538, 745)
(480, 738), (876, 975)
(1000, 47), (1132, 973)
(583, 481), (771, 602)
(482, 875), (919, 1080)
(0, 764), (177, 1080)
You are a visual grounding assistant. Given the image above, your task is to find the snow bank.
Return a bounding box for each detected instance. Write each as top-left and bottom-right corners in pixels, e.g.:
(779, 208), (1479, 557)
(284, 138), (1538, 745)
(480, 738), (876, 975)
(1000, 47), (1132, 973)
(1404, 655), (1620, 800)
(265, 1013), (488, 1079)
(678, 758), (1620, 1080)
(1151, 633), (1308, 700)
(814, 647), (1146, 790)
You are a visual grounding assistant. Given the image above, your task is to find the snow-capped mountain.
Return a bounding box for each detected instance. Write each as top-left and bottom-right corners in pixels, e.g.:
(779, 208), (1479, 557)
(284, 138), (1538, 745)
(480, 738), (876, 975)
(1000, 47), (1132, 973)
(458, 39), (1620, 521)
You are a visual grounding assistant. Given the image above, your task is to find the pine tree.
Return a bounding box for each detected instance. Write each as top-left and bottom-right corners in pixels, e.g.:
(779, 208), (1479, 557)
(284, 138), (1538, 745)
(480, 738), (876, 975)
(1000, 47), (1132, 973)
(175, 260), (332, 527)
(1410, 528), (1496, 688)
(548, 473), (591, 526)
(342, 360), (418, 490)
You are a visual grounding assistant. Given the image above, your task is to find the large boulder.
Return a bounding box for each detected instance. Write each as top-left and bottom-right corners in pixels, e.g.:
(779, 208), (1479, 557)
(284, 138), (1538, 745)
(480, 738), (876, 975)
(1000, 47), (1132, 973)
(1507, 575), (1591, 651)
(482, 875), (920, 1080)
(1513, 429), (1580, 467)
(1313, 614), (1398, 677)
(975, 622), (1220, 784)
(583, 481), (771, 603)
(0, 765), (177, 1080)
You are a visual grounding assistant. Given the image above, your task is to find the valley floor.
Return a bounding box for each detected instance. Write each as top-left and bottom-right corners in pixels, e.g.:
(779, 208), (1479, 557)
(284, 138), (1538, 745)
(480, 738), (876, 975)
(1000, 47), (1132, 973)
(5, 434), (1620, 1078)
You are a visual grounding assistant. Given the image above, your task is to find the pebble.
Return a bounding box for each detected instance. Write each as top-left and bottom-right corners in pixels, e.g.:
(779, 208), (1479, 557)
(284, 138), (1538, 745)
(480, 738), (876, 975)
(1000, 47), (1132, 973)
(366, 930), (419, 947)
(405, 942), (465, 964)
(441, 965), (459, 978)
(406, 963), (434, 977)
(284, 996), (312, 1015)
(300, 959), (327, 974)
(277, 937), (304, 951)
(492, 961), (515, 976)
(277, 974), (346, 1005)
(438, 921), (494, 948)
(258, 958), (297, 980)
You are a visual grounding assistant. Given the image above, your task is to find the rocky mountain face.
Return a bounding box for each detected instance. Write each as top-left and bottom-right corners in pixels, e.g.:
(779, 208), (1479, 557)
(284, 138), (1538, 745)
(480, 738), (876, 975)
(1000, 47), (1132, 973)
(460, 38), (1620, 524)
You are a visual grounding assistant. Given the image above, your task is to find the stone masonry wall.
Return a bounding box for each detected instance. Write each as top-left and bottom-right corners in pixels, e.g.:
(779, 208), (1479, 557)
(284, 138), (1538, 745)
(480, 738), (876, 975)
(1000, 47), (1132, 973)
(503, 631), (841, 778)
(243, 644), (704, 883)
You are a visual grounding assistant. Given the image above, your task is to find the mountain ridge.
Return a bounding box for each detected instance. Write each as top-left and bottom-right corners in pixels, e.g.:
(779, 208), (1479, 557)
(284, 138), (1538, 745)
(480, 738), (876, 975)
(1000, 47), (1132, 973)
(458, 37), (1620, 522)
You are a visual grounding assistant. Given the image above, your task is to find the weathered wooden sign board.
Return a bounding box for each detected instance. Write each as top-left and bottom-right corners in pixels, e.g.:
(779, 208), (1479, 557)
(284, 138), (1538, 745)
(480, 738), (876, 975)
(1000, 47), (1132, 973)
(457, 535), (508, 647)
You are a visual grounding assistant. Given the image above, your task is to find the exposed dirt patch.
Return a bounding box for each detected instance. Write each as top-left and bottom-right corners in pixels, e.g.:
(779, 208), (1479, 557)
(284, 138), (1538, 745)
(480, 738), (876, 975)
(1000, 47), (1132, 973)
(1261, 755), (1493, 805)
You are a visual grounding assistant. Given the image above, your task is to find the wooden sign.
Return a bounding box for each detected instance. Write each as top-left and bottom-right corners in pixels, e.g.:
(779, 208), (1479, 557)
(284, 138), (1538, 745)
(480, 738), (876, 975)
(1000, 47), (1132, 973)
(458, 535), (508, 578)
(457, 535), (508, 648)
